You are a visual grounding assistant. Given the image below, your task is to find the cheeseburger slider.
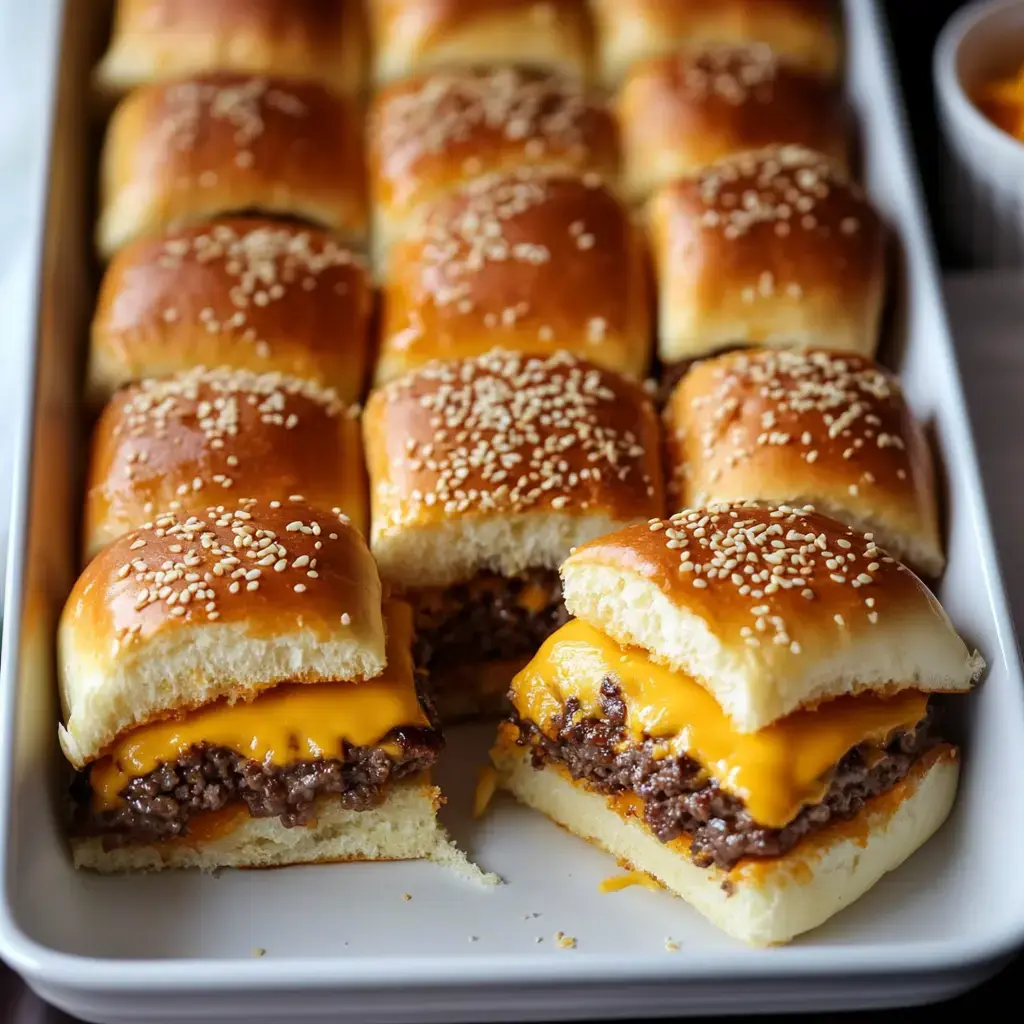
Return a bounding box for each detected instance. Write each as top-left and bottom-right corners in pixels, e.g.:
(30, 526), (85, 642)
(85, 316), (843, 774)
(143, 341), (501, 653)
(368, 0), (593, 87)
(377, 170), (651, 385)
(61, 500), (447, 872)
(493, 504), (983, 944)
(617, 43), (847, 205)
(368, 66), (620, 273)
(647, 146), (885, 381)
(88, 217), (372, 407)
(95, 0), (367, 99)
(590, 0), (841, 88)
(97, 74), (366, 258)
(363, 349), (665, 720)
(83, 366), (367, 562)
(664, 349), (944, 577)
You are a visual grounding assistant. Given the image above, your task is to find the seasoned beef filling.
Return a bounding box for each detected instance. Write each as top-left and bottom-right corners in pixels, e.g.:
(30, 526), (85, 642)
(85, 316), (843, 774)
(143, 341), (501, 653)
(72, 726), (443, 847)
(412, 569), (569, 671)
(515, 678), (937, 871)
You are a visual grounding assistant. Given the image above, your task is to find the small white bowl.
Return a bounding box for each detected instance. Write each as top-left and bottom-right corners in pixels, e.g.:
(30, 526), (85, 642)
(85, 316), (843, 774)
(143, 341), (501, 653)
(935, 0), (1024, 267)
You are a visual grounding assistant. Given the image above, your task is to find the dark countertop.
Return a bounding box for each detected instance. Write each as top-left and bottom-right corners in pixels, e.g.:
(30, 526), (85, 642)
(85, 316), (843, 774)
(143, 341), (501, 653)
(2, 1), (1018, 1021)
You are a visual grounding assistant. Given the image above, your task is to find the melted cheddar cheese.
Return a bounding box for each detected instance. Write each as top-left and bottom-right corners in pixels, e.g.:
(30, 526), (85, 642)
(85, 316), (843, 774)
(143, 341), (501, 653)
(510, 619), (928, 830)
(90, 602), (429, 811)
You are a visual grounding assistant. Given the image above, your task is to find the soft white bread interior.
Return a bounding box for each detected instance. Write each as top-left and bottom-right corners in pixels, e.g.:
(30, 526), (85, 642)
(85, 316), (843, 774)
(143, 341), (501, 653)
(560, 505), (984, 732)
(59, 499), (384, 768)
(492, 736), (959, 946)
(72, 777), (446, 872)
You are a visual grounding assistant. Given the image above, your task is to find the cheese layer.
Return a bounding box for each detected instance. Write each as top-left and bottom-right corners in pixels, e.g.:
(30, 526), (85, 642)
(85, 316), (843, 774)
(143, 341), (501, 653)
(510, 619), (929, 829)
(90, 602), (429, 810)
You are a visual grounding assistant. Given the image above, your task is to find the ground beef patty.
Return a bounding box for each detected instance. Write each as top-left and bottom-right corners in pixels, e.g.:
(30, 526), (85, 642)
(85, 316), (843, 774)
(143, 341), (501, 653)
(515, 678), (937, 871)
(72, 726), (443, 846)
(412, 569), (570, 670)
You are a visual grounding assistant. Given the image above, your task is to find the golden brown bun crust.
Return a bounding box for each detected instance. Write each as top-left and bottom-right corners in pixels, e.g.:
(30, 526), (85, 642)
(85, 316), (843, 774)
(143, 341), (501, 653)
(663, 350), (943, 577)
(647, 147), (885, 364)
(97, 74), (367, 258)
(96, 0), (366, 97)
(591, 0), (840, 86)
(564, 503), (956, 672)
(365, 349), (664, 545)
(88, 218), (372, 407)
(369, 0), (593, 85)
(617, 45), (847, 203)
(69, 500), (375, 656)
(84, 368), (368, 562)
(369, 66), (619, 231)
(378, 172), (651, 383)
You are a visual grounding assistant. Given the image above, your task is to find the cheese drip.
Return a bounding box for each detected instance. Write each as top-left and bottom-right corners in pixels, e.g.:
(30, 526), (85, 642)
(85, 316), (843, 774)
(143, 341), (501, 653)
(90, 602), (429, 810)
(510, 619), (929, 829)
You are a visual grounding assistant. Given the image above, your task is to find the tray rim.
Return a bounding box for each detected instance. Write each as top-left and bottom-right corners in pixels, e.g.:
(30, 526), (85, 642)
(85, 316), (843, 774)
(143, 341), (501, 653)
(1, 0), (1023, 1005)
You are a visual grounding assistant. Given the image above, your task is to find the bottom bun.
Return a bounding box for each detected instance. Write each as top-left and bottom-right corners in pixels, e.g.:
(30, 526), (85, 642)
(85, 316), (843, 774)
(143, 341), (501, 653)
(72, 776), (448, 873)
(430, 658), (529, 723)
(492, 734), (959, 945)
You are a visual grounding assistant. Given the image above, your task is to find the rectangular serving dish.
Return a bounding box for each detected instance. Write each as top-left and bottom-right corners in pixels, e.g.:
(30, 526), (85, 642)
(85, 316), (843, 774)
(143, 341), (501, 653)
(2, 2), (1024, 1021)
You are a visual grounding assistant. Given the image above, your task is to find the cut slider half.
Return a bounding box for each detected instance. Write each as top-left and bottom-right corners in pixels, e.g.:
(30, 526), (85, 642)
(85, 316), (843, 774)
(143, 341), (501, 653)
(61, 499), (448, 872)
(492, 503), (984, 944)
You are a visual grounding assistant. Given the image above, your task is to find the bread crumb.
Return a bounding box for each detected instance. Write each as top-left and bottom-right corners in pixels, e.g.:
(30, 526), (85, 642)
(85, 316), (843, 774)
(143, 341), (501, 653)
(468, 935), (479, 943)
(665, 939), (680, 952)
(555, 932), (577, 950)
(535, 936), (544, 943)
(402, 893), (412, 902)
(252, 948), (266, 958)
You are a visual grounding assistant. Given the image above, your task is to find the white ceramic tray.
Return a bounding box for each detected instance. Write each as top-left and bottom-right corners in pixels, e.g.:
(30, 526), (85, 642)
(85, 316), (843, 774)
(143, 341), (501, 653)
(2, 2), (1024, 1021)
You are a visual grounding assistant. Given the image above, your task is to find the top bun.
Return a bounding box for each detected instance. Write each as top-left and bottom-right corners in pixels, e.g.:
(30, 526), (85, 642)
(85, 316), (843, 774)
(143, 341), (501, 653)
(369, 0), (593, 86)
(59, 499), (383, 768)
(364, 349), (665, 588)
(95, 0), (367, 98)
(97, 74), (367, 259)
(590, 0), (841, 87)
(561, 503), (983, 733)
(368, 66), (619, 272)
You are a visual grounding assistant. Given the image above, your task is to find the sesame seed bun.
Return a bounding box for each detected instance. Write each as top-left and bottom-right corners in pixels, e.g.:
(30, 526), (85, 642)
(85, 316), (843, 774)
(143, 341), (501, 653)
(94, 0), (367, 99)
(87, 218), (372, 408)
(646, 146), (885, 367)
(368, 66), (620, 274)
(96, 74), (367, 259)
(617, 44), (848, 205)
(560, 504), (984, 733)
(377, 171), (652, 385)
(58, 499), (383, 768)
(368, 0), (593, 87)
(664, 350), (944, 578)
(83, 367), (368, 563)
(363, 350), (665, 589)
(590, 0), (841, 88)
(492, 727), (959, 946)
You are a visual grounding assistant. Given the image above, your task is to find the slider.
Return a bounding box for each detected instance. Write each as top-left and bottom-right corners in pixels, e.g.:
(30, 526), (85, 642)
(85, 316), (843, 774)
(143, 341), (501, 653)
(369, 0), (593, 87)
(95, 0), (367, 99)
(363, 349), (665, 720)
(492, 503), (983, 944)
(97, 74), (366, 258)
(664, 348), (943, 577)
(646, 146), (885, 381)
(590, 0), (841, 88)
(377, 170), (651, 385)
(62, 500), (447, 871)
(617, 43), (847, 205)
(83, 366), (367, 562)
(368, 66), (620, 273)
(87, 217), (372, 407)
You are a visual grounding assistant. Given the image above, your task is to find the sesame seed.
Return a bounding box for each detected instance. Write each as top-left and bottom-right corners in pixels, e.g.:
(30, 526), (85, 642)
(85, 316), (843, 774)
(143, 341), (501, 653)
(340, 613), (351, 625)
